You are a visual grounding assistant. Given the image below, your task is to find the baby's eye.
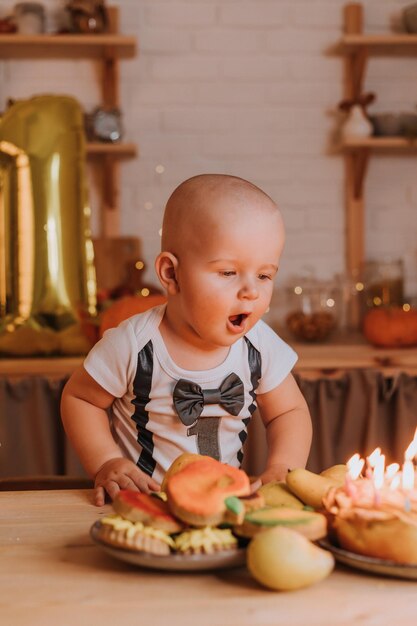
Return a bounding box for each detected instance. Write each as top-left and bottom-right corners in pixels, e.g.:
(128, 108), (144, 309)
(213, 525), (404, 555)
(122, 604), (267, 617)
(258, 274), (272, 281)
(220, 270), (236, 277)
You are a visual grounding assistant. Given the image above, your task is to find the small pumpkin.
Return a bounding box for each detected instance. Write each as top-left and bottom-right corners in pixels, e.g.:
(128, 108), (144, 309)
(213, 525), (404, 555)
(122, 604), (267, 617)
(99, 294), (166, 337)
(363, 306), (417, 348)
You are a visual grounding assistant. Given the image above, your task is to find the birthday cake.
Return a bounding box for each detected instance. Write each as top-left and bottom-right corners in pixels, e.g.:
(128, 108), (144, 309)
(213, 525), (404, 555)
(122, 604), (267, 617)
(323, 448), (417, 565)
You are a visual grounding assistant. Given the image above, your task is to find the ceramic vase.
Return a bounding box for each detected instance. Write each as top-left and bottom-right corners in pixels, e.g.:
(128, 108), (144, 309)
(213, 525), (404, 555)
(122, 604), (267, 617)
(342, 105), (373, 140)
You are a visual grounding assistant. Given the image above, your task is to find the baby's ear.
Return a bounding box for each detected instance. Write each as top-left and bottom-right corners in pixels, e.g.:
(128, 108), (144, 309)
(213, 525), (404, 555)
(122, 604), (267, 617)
(155, 252), (179, 295)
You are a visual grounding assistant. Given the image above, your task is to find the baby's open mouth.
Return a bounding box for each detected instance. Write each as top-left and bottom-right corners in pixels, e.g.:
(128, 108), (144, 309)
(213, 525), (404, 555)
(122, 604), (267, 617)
(229, 313), (248, 327)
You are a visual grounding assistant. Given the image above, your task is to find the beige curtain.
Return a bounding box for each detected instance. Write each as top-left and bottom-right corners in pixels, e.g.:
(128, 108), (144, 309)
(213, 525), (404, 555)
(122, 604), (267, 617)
(244, 369), (417, 475)
(298, 370), (417, 472)
(0, 376), (85, 477)
(1, 370), (417, 478)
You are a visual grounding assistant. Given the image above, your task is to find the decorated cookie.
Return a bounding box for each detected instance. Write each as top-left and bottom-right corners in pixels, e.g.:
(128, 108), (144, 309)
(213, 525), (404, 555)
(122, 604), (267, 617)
(174, 527), (238, 554)
(259, 481), (304, 509)
(97, 515), (175, 555)
(247, 526), (334, 591)
(161, 452), (210, 492)
(234, 506), (327, 540)
(224, 491), (266, 525)
(166, 457), (251, 527)
(112, 490), (184, 533)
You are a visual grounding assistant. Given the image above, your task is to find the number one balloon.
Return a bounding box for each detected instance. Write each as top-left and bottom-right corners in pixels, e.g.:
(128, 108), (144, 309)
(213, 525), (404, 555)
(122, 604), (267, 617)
(0, 95), (97, 355)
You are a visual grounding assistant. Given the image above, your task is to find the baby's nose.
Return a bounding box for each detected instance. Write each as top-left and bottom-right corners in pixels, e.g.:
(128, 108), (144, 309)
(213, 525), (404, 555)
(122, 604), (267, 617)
(238, 280), (259, 300)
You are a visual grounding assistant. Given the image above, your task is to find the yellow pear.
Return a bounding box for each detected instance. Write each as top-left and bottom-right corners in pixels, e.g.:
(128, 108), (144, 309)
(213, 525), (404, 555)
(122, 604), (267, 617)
(247, 526), (335, 591)
(161, 453), (209, 492)
(320, 464), (347, 485)
(258, 481), (304, 509)
(286, 468), (336, 509)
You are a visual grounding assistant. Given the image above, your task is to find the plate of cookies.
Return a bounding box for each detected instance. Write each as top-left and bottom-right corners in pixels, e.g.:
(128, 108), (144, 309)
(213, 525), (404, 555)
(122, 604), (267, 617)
(90, 520), (246, 571)
(90, 455), (328, 572)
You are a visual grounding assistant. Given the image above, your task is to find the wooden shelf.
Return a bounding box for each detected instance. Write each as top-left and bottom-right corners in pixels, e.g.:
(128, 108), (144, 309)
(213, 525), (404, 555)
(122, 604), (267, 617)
(2, 337), (417, 378)
(0, 33), (136, 59)
(338, 3), (417, 304)
(86, 142), (137, 157)
(0, 356), (83, 378)
(293, 337), (417, 376)
(340, 33), (417, 54)
(341, 137), (417, 150)
(0, 8), (138, 237)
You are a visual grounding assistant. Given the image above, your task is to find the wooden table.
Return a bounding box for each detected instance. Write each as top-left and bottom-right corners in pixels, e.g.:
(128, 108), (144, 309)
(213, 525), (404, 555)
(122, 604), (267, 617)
(1, 490), (417, 626)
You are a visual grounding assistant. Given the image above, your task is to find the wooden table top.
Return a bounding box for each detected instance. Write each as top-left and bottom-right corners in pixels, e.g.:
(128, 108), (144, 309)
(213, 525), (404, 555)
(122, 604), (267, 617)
(1, 490), (417, 626)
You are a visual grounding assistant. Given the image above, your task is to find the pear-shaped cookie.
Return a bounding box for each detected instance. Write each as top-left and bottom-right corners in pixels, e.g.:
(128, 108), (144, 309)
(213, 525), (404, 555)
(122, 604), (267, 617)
(286, 468), (336, 510)
(248, 526), (335, 590)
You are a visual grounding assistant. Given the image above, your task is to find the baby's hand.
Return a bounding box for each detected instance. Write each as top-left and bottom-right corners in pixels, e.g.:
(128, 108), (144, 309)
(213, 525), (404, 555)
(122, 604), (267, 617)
(259, 463), (291, 486)
(93, 457), (160, 506)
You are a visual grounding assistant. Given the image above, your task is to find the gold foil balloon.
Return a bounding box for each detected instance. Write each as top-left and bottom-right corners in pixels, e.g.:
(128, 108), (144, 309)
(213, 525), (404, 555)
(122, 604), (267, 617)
(0, 95), (97, 355)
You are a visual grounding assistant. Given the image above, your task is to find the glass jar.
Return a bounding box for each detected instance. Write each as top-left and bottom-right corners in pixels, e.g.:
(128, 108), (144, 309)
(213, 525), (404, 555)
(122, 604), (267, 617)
(14, 3), (45, 34)
(363, 258), (404, 309)
(283, 276), (340, 342)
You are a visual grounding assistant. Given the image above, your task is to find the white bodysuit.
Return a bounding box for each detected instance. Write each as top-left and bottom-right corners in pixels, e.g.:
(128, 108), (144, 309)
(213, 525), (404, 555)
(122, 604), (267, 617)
(84, 305), (297, 483)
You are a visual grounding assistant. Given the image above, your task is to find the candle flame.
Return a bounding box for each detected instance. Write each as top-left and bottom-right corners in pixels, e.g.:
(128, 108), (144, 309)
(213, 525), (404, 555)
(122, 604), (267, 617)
(347, 453), (364, 480)
(373, 454), (385, 490)
(402, 460), (414, 491)
(367, 448), (382, 467)
(345, 433), (417, 501)
(385, 463), (400, 479)
(405, 427), (417, 461)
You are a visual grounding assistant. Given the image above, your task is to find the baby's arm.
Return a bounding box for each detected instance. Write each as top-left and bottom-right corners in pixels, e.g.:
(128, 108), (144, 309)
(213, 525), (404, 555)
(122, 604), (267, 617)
(256, 373), (312, 484)
(61, 366), (160, 506)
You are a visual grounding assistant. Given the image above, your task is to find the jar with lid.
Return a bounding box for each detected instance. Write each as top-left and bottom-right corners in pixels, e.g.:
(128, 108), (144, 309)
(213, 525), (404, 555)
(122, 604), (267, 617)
(14, 3), (45, 34)
(283, 276), (340, 342)
(363, 258), (404, 309)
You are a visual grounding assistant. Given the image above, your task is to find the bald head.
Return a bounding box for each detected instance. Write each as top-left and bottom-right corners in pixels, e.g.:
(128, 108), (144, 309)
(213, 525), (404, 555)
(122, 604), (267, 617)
(161, 174), (280, 254)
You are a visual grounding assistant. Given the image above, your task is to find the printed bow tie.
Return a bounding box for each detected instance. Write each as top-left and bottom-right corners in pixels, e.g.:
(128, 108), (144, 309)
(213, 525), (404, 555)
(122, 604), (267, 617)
(173, 372), (245, 426)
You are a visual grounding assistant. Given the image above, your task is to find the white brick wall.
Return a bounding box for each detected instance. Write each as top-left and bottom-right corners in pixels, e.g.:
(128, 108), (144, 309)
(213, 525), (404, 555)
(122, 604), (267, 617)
(1, 0), (417, 304)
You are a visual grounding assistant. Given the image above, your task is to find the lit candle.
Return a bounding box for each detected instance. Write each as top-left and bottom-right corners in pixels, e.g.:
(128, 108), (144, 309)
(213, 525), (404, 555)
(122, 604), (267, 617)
(405, 427), (417, 463)
(366, 447), (381, 480)
(344, 472), (356, 498)
(389, 474), (401, 491)
(402, 460), (414, 513)
(385, 463), (400, 482)
(345, 454), (364, 500)
(367, 447), (381, 469)
(373, 454), (385, 507)
(347, 453), (364, 479)
(402, 430), (417, 512)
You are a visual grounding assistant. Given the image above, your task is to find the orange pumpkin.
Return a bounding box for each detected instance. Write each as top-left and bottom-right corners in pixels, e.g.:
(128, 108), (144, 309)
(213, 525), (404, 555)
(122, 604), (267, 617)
(363, 306), (417, 348)
(99, 294), (166, 337)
